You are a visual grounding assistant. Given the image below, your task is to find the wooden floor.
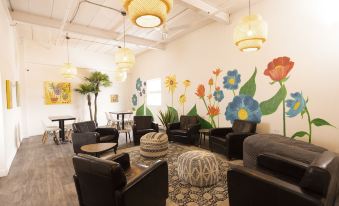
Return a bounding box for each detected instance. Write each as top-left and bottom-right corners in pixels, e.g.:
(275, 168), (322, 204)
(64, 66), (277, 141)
(0, 134), (134, 206)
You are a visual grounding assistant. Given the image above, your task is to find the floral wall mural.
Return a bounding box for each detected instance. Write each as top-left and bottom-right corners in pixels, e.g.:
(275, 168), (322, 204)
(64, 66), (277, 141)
(130, 56), (335, 143)
(132, 78), (154, 118)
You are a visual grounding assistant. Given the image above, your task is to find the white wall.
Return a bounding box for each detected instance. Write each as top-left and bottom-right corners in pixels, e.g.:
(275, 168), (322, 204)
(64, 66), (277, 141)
(21, 40), (131, 137)
(131, 0), (339, 152)
(0, 3), (22, 176)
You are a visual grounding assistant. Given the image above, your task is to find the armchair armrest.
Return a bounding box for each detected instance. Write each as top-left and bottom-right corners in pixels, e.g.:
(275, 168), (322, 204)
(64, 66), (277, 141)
(152, 122), (159, 132)
(108, 153), (131, 171)
(210, 127), (233, 137)
(72, 132), (100, 154)
(257, 153), (308, 182)
(120, 160), (168, 205)
(167, 122), (180, 130)
(96, 127), (119, 137)
(228, 164), (322, 206)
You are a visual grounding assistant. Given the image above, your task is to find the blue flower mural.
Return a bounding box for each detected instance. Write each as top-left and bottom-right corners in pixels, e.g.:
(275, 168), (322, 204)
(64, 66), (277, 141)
(225, 95), (262, 124)
(132, 94), (138, 106)
(223, 69), (241, 90)
(286, 92), (306, 117)
(136, 78), (143, 91)
(213, 88), (224, 102)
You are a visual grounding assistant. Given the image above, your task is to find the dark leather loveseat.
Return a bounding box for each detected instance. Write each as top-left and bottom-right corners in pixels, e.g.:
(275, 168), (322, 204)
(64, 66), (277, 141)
(167, 115), (200, 145)
(227, 151), (339, 206)
(73, 153), (168, 206)
(132, 116), (159, 145)
(72, 121), (119, 154)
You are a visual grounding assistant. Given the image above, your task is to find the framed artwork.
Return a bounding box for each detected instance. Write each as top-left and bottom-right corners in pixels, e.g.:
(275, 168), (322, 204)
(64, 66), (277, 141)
(44, 81), (72, 105)
(111, 94), (119, 103)
(6, 80), (12, 109)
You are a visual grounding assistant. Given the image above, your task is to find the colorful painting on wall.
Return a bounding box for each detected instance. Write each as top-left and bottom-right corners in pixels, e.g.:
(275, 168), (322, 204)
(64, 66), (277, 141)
(44, 81), (72, 105)
(6, 80), (12, 109)
(111, 94), (119, 103)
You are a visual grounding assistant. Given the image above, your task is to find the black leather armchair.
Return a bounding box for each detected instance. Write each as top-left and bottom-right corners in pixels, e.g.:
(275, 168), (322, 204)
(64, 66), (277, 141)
(227, 151), (339, 206)
(167, 115), (200, 145)
(209, 119), (257, 159)
(132, 116), (159, 145)
(73, 153), (168, 206)
(72, 121), (119, 154)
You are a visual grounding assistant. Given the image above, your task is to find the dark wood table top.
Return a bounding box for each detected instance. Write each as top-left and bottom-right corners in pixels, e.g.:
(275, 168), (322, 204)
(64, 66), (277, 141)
(81, 143), (117, 154)
(48, 115), (76, 121)
(110, 111), (133, 115)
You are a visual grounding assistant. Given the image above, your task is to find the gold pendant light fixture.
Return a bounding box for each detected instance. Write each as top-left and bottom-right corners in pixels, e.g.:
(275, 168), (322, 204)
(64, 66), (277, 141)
(233, 0), (268, 52)
(61, 35), (77, 78)
(122, 0), (173, 28)
(115, 12), (135, 81)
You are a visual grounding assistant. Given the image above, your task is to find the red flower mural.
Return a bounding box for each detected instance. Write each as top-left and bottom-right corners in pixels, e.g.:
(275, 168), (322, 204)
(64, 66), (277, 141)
(264, 56), (294, 81)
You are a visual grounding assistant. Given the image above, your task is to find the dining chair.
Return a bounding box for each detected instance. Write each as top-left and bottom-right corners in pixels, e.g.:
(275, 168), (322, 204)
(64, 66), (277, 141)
(65, 118), (77, 143)
(41, 120), (60, 145)
(105, 112), (113, 126)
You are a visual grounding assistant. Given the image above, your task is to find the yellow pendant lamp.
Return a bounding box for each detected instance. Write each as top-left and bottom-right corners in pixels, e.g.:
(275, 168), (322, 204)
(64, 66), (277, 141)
(61, 36), (77, 78)
(233, 0), (267, 52)
(115, 12), (135, 73)
(122, 0), (173, 28)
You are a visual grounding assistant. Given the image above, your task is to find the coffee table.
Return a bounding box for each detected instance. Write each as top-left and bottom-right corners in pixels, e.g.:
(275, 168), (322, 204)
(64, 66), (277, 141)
(81, 143), (117, 157)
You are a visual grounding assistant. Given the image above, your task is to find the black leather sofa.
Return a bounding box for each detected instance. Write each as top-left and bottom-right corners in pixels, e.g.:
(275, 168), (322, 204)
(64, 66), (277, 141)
(227, 151), (339, 206)
(209, 119), (257, 159)
(132, 116), (159, 145)
(73, 153), (168, 206)
(167, 115), (200, 145)
(72, 121), (119, 154)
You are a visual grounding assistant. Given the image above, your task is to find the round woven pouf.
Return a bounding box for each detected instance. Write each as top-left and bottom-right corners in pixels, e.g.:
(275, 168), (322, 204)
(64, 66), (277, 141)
(177, 151), (219, 187)
(140, 132), (169, 158)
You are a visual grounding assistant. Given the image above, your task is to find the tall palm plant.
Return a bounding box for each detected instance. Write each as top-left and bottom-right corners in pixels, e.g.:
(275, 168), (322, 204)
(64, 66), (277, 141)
(85, 72), (112, 124)
(75, 83), (96, 121)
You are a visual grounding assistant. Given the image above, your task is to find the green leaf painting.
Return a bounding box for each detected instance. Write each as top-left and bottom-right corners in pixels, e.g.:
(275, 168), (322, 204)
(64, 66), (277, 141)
(291, 131), (309, 139)
(311, 118), (334, 127)
(187, 105), (198, 116)
(198, 116), (213, 129)
(167, 106), (179, 122)
(260, 85), (287, 115)
(239, 68), (257, 97)
(135, 104), (145, 116)
(146, 106), (154, 120)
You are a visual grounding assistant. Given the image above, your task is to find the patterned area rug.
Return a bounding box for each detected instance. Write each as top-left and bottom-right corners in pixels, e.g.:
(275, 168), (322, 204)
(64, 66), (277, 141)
(121, 143), (229, 206)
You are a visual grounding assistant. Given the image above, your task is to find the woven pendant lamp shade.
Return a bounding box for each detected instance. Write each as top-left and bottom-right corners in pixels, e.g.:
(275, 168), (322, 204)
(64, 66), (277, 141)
(233, 14), (268, 52)
(61, 63), (77, 79)
(123, 0), (173, 28)
(115, 47), (135, 72)
(114, 71), (128, 82)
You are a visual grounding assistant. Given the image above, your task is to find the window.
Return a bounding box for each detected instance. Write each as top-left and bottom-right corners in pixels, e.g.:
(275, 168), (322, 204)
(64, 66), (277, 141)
(146, 78), (161, 106)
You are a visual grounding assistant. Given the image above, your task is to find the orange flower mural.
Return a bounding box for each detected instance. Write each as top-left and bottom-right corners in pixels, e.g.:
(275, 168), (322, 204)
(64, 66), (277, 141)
(208, 78), (214, 86)
(195, 84), (205, 98)
(264, 56), (294, 82)
(213, 68), (222, 76)
(207, 105), (220, 117)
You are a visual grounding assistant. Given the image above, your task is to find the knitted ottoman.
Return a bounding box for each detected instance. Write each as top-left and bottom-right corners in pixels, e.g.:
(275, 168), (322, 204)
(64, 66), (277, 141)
(140, 132), (169, 158)
(177, 151), (219, 187)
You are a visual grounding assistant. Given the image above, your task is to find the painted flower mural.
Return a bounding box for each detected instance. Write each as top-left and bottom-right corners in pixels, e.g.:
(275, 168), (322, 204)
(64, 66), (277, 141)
(264, 56), (294, 82)
(195, 84), (205, 98)
(207, 105), (220, 117)
(286, 92), (305, 117)
(132, 94), (138, 106)
(165, 75), (178, 106)
(225, 95), (262, 124)
(179, 94), (186, 105)
(223, 69), (241, 94)
(213, 87), (224, 102)
(179, 80), (191, 114)
(136, 78), (143, 91)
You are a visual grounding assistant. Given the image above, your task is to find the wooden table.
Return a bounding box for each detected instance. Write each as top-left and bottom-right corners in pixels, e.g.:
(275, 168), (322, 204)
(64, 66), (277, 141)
(81, 143), (117, 157)
(49, 115), (76, 143)
(199, 129), (210, 146)
(110, 111), (133, 129)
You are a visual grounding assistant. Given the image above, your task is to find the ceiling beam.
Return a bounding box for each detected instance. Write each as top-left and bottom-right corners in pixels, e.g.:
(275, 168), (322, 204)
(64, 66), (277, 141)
(177, 0), (230, 24)
(10, 11), (165, 50)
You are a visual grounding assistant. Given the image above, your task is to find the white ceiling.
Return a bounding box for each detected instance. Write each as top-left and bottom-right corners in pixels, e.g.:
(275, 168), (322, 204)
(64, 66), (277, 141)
(6, 0), (262, 55)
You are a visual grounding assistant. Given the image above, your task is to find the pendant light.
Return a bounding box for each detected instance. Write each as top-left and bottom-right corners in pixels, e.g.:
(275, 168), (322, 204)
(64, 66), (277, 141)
(233, 0), (268, 52)
(114, 71), (128, 82)
(115, 12), (135, 73)
(61, 35), (77, 78)
(123, 0), (173, 28)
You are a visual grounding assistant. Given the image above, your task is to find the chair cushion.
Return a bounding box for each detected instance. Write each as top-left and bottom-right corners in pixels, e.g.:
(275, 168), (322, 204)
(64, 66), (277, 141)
(99, 135), (115, 143)
(169, 129), (188, 136)
(232, 120), (256, 133)
(125, 164), (149, 183)
(210, 136), (227, 145)
(136, 129), (155, 135)
(179, 116), (198, 130)
(73, 121), (97, 133)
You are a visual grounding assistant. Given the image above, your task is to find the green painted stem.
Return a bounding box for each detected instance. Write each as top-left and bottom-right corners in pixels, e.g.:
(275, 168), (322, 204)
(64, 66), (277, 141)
(305, 106), (313, 143)
(202, 97), (216, 128)
(232, 90), (236, 96)
(279, 81), (286, 136)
